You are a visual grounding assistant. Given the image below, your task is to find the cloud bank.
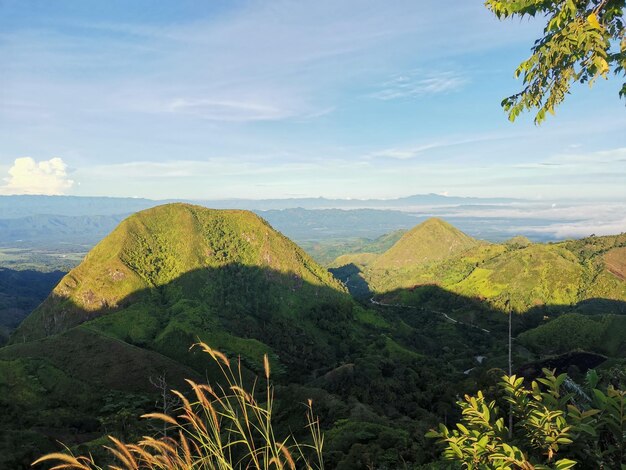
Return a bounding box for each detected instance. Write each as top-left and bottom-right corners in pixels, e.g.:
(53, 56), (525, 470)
(1, 157), (74, 195)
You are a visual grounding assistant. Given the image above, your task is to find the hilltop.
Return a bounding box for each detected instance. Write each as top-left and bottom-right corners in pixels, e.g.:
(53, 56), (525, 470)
(369, 218), (480, 271)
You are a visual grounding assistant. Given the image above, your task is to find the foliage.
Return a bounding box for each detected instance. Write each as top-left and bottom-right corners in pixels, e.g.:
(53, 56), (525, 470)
(519, 313), (626, 356)
(485, 0), (626, 123)
(33, 343), (324, 470)
(13, 204), (347, 342)
(427, 368), (626, 468)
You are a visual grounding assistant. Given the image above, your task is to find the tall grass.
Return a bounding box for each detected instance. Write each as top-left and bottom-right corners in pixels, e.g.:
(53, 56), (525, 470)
(33, 342), (324, 470)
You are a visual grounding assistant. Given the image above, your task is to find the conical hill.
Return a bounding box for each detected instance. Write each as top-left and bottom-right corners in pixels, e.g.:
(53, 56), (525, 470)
(370, 218), (480, 270)
(14, 204), (348, 350)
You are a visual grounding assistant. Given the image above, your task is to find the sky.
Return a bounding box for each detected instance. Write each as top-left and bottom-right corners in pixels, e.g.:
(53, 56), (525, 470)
(0, 0), (625, 201)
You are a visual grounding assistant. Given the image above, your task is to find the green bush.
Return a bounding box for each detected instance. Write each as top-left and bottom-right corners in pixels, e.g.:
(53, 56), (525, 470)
(427, 369), (626, 469)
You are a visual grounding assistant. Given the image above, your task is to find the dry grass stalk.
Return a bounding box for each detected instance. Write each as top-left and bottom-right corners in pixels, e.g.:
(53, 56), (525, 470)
(33, 344), (324, 470)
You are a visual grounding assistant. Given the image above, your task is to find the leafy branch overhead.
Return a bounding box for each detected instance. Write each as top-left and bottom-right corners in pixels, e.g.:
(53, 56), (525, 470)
(485, 0), (626, 123)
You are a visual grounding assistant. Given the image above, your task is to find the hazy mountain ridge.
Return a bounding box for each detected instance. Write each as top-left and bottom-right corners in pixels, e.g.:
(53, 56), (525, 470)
(0, 194), (521, 218)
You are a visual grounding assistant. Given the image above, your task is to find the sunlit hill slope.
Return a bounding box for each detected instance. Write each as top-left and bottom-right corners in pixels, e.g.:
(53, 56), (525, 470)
(338, 218), (626, 313)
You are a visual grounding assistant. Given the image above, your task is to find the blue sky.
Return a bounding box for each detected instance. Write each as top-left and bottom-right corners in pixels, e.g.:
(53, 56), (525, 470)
(0, 0), (624, 200)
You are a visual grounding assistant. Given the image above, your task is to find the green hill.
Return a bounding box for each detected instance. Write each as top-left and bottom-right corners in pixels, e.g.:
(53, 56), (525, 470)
(8, 204), (459, 468)
(14, 203), (346, 343)
(505, 235), (532, 248)
(451, 243), (583, 309)
(329, 252), (379, 270)
(299, 228), (407, 265)
(369, 218), (480, 271)
(334, 219), (626, 313)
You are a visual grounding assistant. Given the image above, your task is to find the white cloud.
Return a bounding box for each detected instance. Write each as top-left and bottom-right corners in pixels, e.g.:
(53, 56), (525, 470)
(0, 157), (74, 195)
(371, 70), (467, 101)
(522, 217), (626, 239)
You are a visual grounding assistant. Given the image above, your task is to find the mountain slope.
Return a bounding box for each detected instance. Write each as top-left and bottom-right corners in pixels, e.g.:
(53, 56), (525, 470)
(4, 203), (468, 469)
(451, 244), (583, 309)
(15, 203), (345, 342)
(332, 220), (626, 313)
(518, 313), (626, 356)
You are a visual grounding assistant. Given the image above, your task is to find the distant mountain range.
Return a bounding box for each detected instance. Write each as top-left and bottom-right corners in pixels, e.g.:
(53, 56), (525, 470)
(0, 194), (560, 251)
(0, 194), (520, 218)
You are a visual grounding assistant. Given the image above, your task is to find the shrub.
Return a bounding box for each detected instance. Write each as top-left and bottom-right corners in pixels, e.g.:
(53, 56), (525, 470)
(427, 368), (625, 469)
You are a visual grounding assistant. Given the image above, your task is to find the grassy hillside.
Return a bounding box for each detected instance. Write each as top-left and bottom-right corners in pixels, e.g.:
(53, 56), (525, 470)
(5, 208), (625, 469)
(452, 244), (583, 309)
(344, 219), (626, 313)
(605, 246), (626, 280)
(15, 203), (345, 341)
(0, 326), (204, 469)
(369, 218), (480, 271)
(2, 204), (519, 469)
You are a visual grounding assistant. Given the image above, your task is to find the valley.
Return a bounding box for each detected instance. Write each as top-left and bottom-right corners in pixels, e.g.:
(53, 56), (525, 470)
(0, 203), (625, 468)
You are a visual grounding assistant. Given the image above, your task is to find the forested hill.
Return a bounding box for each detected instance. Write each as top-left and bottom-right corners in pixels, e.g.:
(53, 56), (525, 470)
(333, 218), (626, 313)
(2, 207), (625, 468)
(1, 203), (467, 468)
(13, 203), (346, 342)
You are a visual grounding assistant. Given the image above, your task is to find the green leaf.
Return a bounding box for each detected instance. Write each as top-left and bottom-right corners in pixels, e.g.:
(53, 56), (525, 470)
(554, 458), (577, 470)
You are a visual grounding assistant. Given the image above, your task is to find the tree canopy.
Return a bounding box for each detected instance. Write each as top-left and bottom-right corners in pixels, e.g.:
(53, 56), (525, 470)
(486, 0), (626, 123)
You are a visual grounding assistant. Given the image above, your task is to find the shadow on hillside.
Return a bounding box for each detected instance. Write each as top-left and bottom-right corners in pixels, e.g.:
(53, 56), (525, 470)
(328, 263), (372, 300)
(517, 351), (609, 381)
(4, 260), (626, 469)
(2, 262), (476, 469)
(329, 261), (626, 334)
(0, 268), (65, 346)
(8, 263), (369, 381)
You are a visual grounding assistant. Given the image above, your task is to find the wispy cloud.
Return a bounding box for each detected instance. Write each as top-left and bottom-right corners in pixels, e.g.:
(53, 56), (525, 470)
(551, 147), (626, 165)
(369, 133), (517, 160)
(86, 159), (323, 179)
(168, 99), (293, 122)
(371, 70), (467, 100)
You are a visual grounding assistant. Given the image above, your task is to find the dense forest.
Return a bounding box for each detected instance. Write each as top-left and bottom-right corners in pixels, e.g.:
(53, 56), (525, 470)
(0, 204), (624, 469)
